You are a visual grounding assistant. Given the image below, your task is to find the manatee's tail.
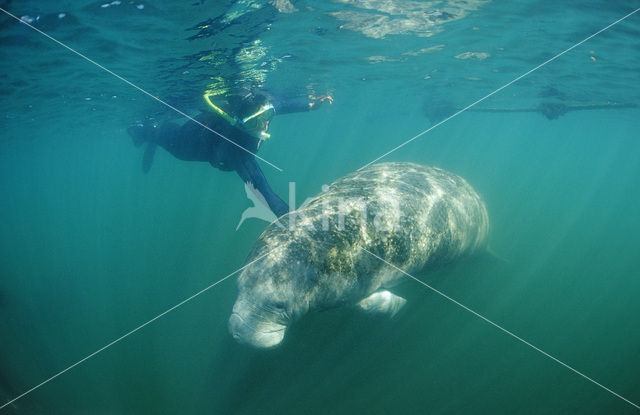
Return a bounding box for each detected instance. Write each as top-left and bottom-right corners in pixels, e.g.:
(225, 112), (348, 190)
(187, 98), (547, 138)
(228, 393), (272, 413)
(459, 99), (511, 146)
(142, 143), (158, 174)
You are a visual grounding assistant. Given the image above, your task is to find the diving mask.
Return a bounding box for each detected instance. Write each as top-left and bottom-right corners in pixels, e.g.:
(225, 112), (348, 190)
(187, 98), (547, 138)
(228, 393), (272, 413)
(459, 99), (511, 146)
(203, 93), (274, 141)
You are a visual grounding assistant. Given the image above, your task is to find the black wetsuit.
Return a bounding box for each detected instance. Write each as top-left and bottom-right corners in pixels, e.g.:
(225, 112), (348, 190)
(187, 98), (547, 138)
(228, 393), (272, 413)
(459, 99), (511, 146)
(129, 98), (313, 218)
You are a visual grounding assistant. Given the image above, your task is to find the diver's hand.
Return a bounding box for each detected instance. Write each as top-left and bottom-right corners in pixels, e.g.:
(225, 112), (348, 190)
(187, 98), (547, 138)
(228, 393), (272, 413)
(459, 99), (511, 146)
(309, 95), (333, 110)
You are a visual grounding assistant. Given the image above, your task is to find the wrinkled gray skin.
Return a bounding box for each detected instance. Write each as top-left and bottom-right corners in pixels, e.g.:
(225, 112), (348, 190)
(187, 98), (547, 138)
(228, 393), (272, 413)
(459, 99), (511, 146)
(229, 162), (489, 348)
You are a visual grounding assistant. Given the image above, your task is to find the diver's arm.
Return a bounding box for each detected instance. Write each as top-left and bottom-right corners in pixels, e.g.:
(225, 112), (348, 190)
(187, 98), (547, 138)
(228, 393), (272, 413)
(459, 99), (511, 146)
(235, 155), (289, 218)
(271, 95), (333, 115)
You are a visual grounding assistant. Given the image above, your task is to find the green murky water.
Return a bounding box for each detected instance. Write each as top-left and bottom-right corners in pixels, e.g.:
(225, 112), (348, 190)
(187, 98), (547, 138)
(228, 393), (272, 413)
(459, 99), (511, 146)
(1, 1), (639, 413)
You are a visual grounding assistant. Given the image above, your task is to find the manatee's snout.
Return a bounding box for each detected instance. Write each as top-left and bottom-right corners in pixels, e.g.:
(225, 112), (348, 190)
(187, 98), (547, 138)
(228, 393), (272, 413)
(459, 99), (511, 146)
(228, 305), (286, 348)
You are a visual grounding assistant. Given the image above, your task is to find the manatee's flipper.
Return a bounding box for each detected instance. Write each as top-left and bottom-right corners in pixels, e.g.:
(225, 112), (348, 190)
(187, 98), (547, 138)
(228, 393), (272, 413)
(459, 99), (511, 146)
(357, 290), (406, 317)
(142, 143), (157, 174)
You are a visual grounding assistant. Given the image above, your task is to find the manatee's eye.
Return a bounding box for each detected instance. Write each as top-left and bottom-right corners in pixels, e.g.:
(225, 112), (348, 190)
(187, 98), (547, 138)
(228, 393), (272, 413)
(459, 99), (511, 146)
(272, 301), (286, 310)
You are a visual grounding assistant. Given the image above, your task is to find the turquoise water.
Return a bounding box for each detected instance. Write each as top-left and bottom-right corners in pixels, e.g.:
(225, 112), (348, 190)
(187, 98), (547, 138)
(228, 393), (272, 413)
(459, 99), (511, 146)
(1, 1), (640, 413)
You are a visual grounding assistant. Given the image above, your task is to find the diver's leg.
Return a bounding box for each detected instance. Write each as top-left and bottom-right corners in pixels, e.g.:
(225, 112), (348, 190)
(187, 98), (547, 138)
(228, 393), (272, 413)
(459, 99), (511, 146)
(142, 143), (158, 174)
(235, 155), (289, 217)
(128, 120), (181, 172)
(127, 121), (157, 147)
(127, 119), (181, 146)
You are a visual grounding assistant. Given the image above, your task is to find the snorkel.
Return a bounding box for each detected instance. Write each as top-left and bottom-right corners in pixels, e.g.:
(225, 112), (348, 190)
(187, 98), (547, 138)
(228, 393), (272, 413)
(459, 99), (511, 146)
(203, 93), (273, 141)
(203, 93), (238, 126)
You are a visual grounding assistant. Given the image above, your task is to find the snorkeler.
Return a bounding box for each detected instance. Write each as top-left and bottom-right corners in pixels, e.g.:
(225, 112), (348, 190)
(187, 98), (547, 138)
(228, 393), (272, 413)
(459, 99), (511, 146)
(128, 92), (332, 218)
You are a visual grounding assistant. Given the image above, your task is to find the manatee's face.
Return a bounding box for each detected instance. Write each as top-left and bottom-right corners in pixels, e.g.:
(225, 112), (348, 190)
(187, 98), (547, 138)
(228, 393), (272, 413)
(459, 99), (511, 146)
(228, 295), (291, 348)
(229, 259), (312, 348)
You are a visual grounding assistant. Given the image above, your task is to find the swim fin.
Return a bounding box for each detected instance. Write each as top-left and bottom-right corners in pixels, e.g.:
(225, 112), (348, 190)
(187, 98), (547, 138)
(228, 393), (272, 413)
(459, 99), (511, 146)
(142, 143), (157, 174)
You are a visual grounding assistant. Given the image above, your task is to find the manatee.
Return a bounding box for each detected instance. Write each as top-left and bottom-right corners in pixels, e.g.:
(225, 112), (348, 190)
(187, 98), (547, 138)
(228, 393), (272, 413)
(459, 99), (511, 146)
(229, 162), (489, 348)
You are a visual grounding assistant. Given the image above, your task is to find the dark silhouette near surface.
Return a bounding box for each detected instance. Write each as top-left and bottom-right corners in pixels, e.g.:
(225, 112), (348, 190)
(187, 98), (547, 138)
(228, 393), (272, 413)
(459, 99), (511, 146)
(423, 97), (636, 123)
